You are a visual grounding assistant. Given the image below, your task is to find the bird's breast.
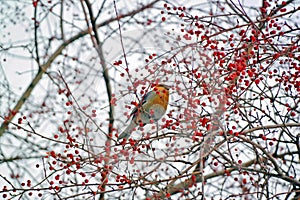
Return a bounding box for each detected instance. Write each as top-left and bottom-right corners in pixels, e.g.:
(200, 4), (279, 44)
(148, 104), (166, 121)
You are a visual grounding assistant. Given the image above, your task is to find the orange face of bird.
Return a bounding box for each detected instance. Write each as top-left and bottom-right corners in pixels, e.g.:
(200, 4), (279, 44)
(152, 85), (170, 110)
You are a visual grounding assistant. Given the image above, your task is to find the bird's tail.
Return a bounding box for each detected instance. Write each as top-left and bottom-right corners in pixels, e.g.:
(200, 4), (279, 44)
(118, 121), (137, 140)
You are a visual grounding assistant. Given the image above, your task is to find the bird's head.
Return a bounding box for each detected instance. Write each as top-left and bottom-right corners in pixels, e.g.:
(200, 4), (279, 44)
(152, 84), (170, 98)
(153, 84), (170, 91)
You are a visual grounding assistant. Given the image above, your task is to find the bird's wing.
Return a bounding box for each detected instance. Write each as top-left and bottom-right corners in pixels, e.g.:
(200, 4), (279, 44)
(128, 106), (138, 121)
(127, 90), (156, 122)
(142, 90), (156, 103)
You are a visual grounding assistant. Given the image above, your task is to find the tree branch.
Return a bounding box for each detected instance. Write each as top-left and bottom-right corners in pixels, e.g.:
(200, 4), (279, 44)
(0, 0), (161, 137)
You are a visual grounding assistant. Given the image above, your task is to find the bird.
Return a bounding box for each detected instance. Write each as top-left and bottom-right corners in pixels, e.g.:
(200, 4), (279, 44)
(118, 84), (170, 140)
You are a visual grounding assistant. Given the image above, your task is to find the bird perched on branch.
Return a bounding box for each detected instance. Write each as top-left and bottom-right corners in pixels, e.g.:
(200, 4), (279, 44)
(118, 84), (170, 140)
